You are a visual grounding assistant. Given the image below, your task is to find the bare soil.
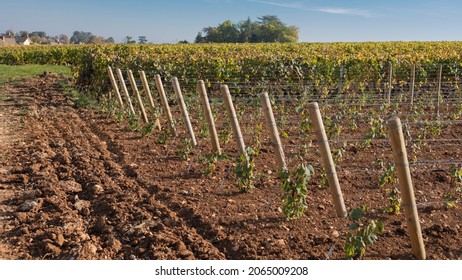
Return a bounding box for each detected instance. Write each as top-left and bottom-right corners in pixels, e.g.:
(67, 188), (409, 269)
(0, 74), (461, 260)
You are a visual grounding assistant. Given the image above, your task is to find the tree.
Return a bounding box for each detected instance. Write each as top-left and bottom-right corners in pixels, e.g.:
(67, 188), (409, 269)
(59, 34), (69, 44)
(89, 35), (104, 44)
(195, 15), (298, 43)
(238, 17), (258, 42)
(256, 15), (298, 43)
(70, 31), (93, 44)
(124, 36), (136, 44)
(4, 29), (15, 36)
(138, 36), (148, 44)
(195, 32), (206, 43)
(105, 37), (115, 43)
(19, 31), (29, 38)
(29, 31), (47, 38)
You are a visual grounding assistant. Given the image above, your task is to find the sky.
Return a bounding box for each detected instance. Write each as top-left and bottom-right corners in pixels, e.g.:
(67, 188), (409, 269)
(1, 0), (462, 43)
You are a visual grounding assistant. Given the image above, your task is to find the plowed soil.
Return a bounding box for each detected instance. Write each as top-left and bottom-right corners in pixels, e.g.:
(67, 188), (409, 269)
(1, 74), (461, 260)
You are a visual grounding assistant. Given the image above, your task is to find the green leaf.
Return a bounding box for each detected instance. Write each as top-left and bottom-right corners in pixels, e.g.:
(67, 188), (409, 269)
(350, 208), (363, 221)
(349, 223), (359, 230)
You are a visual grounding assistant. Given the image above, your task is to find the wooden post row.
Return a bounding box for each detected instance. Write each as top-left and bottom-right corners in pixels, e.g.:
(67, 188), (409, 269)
(220, 84), (248, 161)
(410, 64), (416, 108)
(139, 71), (157, 109)
(307, 102), (347, 218)
(387, 63), (393, 105)
(139, 71), (162, 131)
(260, 92), (287, 172)
(172, 77), (197, 146)
(338, 64), (344, 94)
(436, 64), (443, 117)
(107, 66), (124, 109)
(154, 74), (177, 137)
(197, 80), (221, 155)
(115, 68), (136, 116)
(387, 116), (426, 260)
(127, 69), (149, 124)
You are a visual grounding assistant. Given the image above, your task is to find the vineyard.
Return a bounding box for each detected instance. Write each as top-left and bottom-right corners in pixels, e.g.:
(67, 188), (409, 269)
(1, 42), (462, 260)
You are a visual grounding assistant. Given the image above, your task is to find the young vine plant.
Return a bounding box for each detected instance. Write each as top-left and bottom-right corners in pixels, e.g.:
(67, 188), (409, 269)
(345, 207), (384, 260)
(280, 164), (314, 220)
(235, 146), (256, 192)
(444, 164), (462, 208)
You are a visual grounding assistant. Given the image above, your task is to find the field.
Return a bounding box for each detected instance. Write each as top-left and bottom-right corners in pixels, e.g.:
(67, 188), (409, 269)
(1, 43), (462, 260)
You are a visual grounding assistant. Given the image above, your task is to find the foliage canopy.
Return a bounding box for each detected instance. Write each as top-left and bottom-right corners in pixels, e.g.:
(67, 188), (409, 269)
(195, 15), (299, 43)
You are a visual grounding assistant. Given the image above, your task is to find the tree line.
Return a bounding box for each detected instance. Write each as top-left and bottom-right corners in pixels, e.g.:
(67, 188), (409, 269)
(195, 15), (299, 43)
(2, 15), (299, 45)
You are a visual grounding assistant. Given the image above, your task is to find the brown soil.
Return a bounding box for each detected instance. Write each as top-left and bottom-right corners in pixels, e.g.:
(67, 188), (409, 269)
(0, 74), (461, 260)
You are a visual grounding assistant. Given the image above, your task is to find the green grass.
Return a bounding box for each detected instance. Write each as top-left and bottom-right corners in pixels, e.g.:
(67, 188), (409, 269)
(0, 64), (71, 84)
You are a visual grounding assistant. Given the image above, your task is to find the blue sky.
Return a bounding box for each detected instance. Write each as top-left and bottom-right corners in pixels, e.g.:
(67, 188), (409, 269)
(2, 0), (462, 43)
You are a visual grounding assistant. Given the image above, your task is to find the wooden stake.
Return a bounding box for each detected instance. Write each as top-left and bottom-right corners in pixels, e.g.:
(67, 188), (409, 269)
(387, 116), (426, 260)
(436, 64), (443, 117)
(139, 71), (157, 109)
(410, 65), (416, 108)
(308, 102), (347, 218)
(139, 70), (161, 130)
(387, 63), (393, 105)
(172, 77), (197, 146)
(260, 92), (287, 172)
(338, 64), (344, 94)
(220, 84), (247, 160)
(115, 68), (136, 116)
(127, 69), (149, 124)
(107, 66), (124, 109)
(197, 80), (221, 155)
(154, 74), (177, 137)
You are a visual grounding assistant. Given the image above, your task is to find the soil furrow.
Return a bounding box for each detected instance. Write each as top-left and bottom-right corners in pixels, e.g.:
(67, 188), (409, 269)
(2, 74), (224, 259)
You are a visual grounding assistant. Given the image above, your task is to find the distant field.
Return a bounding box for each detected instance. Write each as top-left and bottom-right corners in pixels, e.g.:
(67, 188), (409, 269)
(0, 64), (71, 84)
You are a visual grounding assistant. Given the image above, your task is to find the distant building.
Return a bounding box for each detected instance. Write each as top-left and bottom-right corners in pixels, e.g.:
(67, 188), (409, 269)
(16, 37), (32, 46)
(0, 35), (17, 46)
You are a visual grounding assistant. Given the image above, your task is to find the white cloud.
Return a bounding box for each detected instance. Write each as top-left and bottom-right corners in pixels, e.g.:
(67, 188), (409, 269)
(248, 0), (373, 18)
(248, 0), (305, 9)
(316, 7), (373, 18)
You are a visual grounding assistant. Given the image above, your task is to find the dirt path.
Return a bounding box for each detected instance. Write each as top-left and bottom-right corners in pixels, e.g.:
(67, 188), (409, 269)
(0, 82), (30, 259)
(0, 75), (224, 259)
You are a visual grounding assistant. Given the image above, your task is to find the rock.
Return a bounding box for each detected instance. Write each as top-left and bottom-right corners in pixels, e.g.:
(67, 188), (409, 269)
(56, 233), (65, 246)
(79, 233), (90, 241)
(91, 184), (104, 194)
(331, 230), (340, 238)
(44, 242), (62, 256)
(93, 216), (109, 233)
(180, 190), (189, 195)
(107, 236), (122, 253)
(232, 245), (240, 251)
(53, 151), (71, 165)
(74, 199), (90, 214)
(17, 227), (30, 235)
(58, 180), (83, 193)
(18, 199), (43, 212)
(15, 212), (28, 222)
(175, 242), (188, 251)
(318, 204), (326, 211)
(163, 218), (175, 227)
(81, 242), (98, 256)
(276, 239), (286, 247)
